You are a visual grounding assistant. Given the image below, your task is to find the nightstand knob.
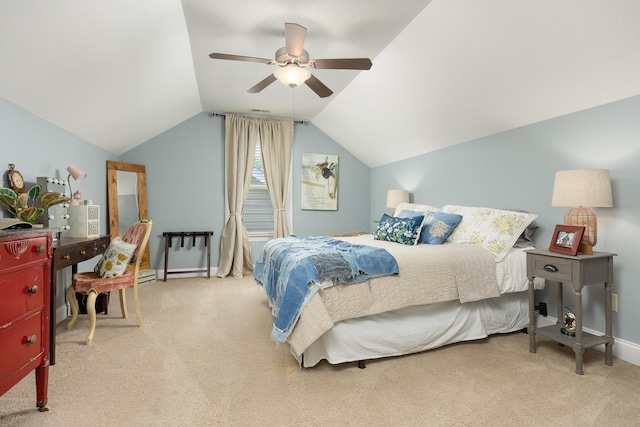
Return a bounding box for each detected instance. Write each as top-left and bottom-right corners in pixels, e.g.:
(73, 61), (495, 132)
(26, 335), (37, 345)
(543, 264), (559, 272)
(36, 245), (46, 253)
(28, 285), (38, 295)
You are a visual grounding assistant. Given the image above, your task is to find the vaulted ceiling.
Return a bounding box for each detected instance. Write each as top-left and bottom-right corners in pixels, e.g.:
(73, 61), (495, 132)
(2, 1), (639, 167)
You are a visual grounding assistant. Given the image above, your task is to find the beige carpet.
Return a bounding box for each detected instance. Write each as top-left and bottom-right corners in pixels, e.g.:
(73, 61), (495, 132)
(1, 276), (639, 427)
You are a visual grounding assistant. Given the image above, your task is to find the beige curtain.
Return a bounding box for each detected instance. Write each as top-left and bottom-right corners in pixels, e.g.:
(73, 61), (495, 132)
(217, 114), (257, 279)
(259, 118), (293, 238)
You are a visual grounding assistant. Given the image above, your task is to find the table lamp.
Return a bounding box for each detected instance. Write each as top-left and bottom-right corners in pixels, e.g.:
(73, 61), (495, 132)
(386, 189), (409, 216)
(551, 169), (612, 255)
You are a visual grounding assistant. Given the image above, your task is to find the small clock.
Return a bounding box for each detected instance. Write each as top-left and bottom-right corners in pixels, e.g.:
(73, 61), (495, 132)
(7, 164), (25, 193)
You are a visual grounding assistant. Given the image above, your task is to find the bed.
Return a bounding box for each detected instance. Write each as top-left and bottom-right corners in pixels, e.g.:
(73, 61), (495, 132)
(254, 203), (542, 367)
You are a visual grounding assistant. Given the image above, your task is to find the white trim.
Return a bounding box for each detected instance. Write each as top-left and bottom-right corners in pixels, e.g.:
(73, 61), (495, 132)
(536, 315), (640, 367)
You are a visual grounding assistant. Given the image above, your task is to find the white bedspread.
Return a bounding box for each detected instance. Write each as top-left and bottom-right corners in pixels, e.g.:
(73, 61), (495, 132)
(287, 235), (505, 356)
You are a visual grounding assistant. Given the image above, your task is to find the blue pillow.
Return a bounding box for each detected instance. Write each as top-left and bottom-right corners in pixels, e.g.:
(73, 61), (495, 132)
(419, 212), (463, 244)
(374, 213), (424, 245)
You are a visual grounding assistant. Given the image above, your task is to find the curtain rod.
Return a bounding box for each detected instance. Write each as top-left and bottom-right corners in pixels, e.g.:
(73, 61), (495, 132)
(209, 112), (305, 125)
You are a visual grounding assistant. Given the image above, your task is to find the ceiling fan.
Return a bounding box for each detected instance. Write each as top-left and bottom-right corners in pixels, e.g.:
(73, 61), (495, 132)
(209, 23), (372, 98)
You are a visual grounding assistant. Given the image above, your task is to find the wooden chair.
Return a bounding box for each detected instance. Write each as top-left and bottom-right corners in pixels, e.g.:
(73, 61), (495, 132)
(67, 220), (152, 345)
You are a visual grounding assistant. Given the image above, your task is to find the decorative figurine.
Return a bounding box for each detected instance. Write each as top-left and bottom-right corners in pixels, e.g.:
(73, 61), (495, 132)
(562, 307), (576, 336)
(70, 189), (83, 205)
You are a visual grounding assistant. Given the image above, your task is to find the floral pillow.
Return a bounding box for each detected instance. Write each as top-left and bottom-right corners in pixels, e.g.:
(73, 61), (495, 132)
(94, 237), (137, 278)
(443, 205), (538, 261)
(419, 212), (463, 244)
(374, 213), (424, 245)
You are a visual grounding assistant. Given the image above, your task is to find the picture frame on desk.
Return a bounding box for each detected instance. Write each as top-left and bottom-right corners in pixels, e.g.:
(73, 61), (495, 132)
(549, 224), (585, 256)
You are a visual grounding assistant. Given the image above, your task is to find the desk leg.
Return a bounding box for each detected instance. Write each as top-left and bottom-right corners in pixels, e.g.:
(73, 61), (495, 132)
(49, 263), (58, 365)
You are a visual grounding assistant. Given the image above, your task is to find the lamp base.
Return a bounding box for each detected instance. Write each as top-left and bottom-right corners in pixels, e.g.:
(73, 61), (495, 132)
(579, 243), (594, 255)
(564, 207), (597, 255)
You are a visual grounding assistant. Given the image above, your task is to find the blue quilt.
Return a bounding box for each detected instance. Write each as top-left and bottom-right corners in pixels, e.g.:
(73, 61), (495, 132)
(254, 236), (399, 342)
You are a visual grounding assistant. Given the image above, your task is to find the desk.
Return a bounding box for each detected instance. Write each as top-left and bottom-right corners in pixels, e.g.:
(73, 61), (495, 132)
(163, 231), (213, 281)
(51, 235), (110, 364)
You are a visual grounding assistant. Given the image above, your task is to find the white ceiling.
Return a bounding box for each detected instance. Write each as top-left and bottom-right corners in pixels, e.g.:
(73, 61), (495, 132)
(2, 1), (639, 167)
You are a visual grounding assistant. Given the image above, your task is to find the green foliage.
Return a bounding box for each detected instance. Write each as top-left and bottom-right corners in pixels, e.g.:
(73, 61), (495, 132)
(0, 184), (70, 224)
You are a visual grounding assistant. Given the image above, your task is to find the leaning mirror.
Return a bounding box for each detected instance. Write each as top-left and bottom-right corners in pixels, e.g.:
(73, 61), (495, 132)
(106, 161), (150, 270)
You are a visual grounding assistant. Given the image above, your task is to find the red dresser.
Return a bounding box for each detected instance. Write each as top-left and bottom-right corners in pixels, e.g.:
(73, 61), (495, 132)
(0, 229), (52, 411)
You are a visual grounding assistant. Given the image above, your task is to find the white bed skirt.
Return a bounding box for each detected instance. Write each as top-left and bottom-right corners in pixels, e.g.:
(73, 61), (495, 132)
(294, 291), (528, 367)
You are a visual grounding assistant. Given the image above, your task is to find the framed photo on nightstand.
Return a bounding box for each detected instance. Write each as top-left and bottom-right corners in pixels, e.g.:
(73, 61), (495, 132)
(549, 224), (585, 256)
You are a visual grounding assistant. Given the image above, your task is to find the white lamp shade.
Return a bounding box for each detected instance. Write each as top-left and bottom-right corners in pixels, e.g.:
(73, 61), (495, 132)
(551, 169), (612, 207)
(386, 189), (410, 209)
(67, 165), (87, 182)
(274, 64), (311, 87)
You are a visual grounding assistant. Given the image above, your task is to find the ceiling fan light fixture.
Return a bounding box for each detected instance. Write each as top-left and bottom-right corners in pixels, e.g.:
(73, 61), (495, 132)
(274, 64), (311, 87)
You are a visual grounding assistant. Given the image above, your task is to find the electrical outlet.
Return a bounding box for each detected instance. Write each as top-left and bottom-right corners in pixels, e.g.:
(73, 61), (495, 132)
(612, 293), (619, 312)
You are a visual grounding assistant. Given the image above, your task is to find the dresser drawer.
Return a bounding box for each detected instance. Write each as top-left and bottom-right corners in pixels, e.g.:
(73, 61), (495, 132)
(0, 235), (49, 271)
(0, 265), (46, 326)
(0, 313), (44, 387)
(529, 253), (574, 282)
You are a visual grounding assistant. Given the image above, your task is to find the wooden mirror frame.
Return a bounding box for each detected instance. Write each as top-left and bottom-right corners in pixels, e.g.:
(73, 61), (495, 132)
(106, 161), (150, 270)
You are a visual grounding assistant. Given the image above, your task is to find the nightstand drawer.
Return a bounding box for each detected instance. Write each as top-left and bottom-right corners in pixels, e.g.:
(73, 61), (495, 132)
(529, 253), (573, 282)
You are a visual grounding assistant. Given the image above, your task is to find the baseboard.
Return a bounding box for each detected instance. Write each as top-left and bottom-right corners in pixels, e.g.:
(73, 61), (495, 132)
(536, 315), (640, 367)
(57, 304), (70, 324)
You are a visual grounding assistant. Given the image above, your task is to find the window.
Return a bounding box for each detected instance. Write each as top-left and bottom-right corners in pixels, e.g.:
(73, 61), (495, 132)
(242, 143), (274, 237)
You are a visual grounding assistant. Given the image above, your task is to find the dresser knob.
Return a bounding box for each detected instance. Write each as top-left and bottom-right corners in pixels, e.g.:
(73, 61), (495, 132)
(36, 245), (46, 253)
(28, 285), (38, 295)
(26, 335), (37, 345)
(63, 255), (71, 260)
(80, 250), (87, 255)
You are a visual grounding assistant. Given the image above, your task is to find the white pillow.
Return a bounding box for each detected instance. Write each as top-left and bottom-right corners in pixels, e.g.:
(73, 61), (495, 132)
(442, 205), (538, 262)
(393, 202), (441, 216)
(94, 237), (137, 278)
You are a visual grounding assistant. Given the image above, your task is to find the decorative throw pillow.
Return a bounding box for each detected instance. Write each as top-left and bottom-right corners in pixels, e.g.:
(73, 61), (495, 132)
(419, 212), (463, 244)
(374, 213), (424, 246)
(443, 205), (538, 261)
(94, 237), (137, 278)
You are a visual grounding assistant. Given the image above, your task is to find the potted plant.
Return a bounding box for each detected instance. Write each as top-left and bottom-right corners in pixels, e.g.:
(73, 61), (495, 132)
(0, 185), (70, 224)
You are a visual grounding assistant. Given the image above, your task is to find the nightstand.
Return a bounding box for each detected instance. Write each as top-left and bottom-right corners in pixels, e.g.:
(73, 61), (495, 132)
(527, 249), (616, 375)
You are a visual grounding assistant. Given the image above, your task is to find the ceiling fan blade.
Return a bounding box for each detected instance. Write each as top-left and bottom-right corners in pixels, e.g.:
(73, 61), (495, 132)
(285, 23), (307, 57)
(247, 74), (277, 93)
(312, 58), (372, 70)
(305, 74), (333, 98)
(209, 53), (272, 65)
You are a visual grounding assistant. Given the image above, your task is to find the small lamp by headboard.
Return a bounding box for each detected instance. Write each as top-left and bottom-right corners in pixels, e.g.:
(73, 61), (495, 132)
(386, 189), (409, 216)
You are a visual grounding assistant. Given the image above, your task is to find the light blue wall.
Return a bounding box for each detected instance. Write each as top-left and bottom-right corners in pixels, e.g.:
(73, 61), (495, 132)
(371, 94), (640, 346)
(1, 98), (116, 308)
(120, 114), (371, 269)
(3, 93), (639, 348)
